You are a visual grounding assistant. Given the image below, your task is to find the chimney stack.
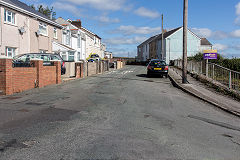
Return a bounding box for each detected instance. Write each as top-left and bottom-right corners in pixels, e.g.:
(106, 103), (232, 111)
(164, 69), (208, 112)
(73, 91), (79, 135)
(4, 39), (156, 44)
(71, 19), (82, 28)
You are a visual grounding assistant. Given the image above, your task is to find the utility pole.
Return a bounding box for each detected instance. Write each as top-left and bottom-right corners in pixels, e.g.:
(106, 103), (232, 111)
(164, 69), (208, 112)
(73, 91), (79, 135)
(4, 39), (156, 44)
(182, 0), (188, 84)
(161, 14), (164, 61)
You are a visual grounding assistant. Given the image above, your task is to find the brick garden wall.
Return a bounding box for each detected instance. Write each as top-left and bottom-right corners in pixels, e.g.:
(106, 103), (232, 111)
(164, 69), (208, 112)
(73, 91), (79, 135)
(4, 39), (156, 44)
(41, 66), (57, 86)
(0, 58), (61, 95)
(87, 62), (97, 76)
(12, 67), (37, 93)
(0, 58), (121, 95)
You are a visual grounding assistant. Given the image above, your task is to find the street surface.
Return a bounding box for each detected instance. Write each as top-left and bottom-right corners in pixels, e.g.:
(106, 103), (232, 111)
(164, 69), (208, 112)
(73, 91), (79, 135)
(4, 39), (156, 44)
(0, 66), (240, 160)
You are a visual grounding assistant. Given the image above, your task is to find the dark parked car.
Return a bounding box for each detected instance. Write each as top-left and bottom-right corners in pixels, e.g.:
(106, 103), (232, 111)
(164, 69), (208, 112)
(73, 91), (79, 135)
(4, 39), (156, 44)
(147, 59), (168, 78)
(13, 53), (66, 75)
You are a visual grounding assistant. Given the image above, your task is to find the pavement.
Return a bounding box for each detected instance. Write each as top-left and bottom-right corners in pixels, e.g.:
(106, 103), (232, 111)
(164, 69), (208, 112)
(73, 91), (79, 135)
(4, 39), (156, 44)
(169, 67), (240, 117)
(0, 66), (240, 160)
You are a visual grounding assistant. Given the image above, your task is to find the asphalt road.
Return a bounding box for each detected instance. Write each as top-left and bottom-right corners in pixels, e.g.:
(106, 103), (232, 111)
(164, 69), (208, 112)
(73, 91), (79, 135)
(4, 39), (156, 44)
(0, 65), (240, 160)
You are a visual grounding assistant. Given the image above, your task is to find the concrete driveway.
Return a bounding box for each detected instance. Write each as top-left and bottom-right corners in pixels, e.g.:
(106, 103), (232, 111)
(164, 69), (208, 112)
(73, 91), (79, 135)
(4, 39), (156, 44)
(0, 65), (240, 160)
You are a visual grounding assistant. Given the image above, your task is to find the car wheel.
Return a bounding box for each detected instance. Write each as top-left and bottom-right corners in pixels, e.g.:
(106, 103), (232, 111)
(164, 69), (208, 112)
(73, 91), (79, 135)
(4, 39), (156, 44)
(165, 74), (168, 78)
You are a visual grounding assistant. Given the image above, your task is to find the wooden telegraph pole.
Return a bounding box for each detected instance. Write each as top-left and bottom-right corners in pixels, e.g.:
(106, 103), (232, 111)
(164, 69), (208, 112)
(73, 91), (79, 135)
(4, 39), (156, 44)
(162, 14), (164, 60)
(182, 0), (188, 83)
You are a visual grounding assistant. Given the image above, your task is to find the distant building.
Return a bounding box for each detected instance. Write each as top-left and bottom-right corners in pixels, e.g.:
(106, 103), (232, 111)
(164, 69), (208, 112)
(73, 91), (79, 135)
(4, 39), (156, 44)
(104, 51), (113, 59)
(200, 38), (213, 52)
(137, 27), (212, 64)
(137, 35), (157, 62)
(55, 18), (86, 62)
(80, 27), (103, 59)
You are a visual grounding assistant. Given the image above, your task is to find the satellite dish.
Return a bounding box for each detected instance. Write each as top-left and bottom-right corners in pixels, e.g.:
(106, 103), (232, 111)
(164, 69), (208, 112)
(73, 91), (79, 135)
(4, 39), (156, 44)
(35, 30), (40, 37)
(18, 27), (25, 34)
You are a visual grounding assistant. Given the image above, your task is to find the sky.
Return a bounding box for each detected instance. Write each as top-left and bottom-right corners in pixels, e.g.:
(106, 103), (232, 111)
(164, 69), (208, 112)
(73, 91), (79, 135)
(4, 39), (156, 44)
(22, 0), (240, 58)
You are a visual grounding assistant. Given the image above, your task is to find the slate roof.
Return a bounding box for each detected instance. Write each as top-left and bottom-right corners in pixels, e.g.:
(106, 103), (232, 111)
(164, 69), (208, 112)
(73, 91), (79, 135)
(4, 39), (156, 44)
(201, 38), (212, 46)
(138, 35), (159, 47)
(0, 0), (62, 27)
(154, 27), (182, 41)
(138, 27), (182, 47)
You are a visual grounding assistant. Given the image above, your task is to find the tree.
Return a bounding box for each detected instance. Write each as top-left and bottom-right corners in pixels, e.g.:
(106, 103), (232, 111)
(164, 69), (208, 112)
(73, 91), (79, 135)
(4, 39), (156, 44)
(30, 4), (56, 20)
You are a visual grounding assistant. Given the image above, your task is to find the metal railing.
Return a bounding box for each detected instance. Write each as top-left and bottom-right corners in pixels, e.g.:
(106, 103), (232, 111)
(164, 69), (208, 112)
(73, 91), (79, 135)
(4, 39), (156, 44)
(174, 59), (240, 92)
(207, 63), (240, 91)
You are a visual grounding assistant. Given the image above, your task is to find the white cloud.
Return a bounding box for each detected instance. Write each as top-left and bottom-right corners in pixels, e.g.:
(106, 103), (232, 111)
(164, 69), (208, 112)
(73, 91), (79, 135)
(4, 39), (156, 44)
(59, 0), (127, 11)
(113, 25), (161, 35)
(134, 7), (160, 18)
(213, 43), (228, 51)
(98, 15), (120, 23)
(104, 36), (147, 45)
(230, 29), (240, 38)
(191, 28), (228, 40)
(235, 2), (240, 24)
(191, 28), (212, 38)
(53, 2), (82, 16)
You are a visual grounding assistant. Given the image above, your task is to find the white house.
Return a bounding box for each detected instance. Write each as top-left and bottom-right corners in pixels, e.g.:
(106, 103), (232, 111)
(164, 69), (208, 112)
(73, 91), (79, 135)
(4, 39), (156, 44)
(69, 20), (103, 60)
(138, 27), (213, 64)
(200, 38), (213, 52)
(55, 17), (86, 61)
(81, 27), (102, 59)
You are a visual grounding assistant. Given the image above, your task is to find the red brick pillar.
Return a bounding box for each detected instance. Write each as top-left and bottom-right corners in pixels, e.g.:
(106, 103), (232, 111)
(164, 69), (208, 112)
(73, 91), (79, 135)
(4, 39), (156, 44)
(31, 60), (43, 88)
(81, 62), (83, 78)
(53, 61), (61, 84)
(0, 58), (13, 95)
(75, 62), (80, 79)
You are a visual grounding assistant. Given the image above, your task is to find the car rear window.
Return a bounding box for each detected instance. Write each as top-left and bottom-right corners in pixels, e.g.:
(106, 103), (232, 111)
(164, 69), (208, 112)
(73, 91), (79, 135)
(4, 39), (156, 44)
(150, 61), (166, 66)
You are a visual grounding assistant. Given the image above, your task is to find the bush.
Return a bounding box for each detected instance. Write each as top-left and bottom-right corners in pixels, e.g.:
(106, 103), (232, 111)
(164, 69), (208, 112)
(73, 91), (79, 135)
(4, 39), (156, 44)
(188, 53), (240, 72)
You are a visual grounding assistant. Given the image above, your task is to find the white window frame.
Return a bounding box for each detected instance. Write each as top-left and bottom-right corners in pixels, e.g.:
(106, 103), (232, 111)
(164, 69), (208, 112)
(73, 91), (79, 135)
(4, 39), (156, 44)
(4, 9), (16, 25)
(39, 22), (48, 36)
(61, 52), (67, 61)
(77, 52), (81, 61)
(5, 47), (16, 58)
(77, 34), (81, 48)
(53, 27), (57, 39)
(66, 30), (70, 45)
(68, 51), (75, 62)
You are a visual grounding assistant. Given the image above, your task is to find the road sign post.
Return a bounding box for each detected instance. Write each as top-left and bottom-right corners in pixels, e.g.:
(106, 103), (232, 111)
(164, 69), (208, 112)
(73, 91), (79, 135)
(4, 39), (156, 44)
(203, 50), (218, 78)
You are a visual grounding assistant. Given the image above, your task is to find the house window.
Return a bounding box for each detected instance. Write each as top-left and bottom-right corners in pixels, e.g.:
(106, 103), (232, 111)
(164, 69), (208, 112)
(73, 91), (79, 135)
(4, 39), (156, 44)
(4, 9), (15, 24)
(61, 52), (67, 61)
(68, 52), (75, 62)
(77, 52), (80, 61)
(66, 30), (70, 45)
(39, 22), (48, 36)
(53, 27), (57, 39)
(6, 47), (16, 57)
(77, 34), (81, 48)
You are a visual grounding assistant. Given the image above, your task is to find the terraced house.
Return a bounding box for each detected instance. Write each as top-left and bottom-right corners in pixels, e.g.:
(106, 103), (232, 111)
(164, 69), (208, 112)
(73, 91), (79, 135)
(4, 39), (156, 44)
(0, 0), (63, 58)
(138, 27), (213, 64)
